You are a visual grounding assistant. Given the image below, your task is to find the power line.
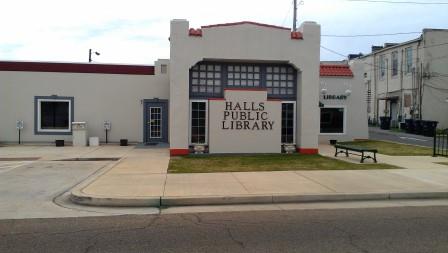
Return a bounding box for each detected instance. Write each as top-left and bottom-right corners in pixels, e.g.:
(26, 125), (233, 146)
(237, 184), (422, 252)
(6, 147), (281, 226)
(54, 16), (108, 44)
(321, 44), (448, 77)
(348, 0), (448, 4)
(322, 32), (421, 37)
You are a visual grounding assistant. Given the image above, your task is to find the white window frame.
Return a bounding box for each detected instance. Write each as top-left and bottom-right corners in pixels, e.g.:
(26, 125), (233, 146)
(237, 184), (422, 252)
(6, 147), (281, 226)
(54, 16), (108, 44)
(405, 47), (413, 74)
(189, 99), (208, 145)
(391, 51), (399, 77)
(319, 105), (346, 135)
(37, 98), (72, 133)
(281, 101), (296, 144)
(379, 55), (386, 80)
(149, 106), (162, 139)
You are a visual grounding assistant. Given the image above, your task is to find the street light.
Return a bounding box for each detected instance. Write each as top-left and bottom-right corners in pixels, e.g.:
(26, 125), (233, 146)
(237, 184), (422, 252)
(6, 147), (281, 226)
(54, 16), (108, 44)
(88, 49), (100, 62)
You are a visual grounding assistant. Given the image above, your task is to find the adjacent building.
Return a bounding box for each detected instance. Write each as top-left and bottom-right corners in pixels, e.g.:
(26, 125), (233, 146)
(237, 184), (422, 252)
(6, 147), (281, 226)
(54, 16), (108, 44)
(354, 29), (448, 129)
(0, 20), (368, 155)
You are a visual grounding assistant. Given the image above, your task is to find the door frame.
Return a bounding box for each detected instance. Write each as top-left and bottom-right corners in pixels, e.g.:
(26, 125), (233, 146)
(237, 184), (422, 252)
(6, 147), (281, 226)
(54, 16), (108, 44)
(143, 99), (169, 144)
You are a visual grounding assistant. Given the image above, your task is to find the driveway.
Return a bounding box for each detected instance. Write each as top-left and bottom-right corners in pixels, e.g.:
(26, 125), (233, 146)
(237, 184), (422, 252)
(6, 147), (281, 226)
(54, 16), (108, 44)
(0, 146), (159, 219)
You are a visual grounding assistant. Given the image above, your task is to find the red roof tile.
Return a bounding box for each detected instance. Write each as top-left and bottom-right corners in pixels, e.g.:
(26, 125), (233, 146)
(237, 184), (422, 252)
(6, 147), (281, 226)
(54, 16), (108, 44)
(320, 64), (353, 77)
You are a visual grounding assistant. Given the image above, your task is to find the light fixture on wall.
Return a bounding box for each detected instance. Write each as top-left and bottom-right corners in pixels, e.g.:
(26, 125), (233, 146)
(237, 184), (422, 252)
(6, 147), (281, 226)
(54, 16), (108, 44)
(345, 89), (352, 96)
(445, 97), (448, 103)
(320, 88), (328, 95)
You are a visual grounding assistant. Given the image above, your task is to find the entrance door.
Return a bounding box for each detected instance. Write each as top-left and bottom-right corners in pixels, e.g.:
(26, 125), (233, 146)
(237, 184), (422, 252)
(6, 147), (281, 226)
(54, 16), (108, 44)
(144, 100), (168, 144)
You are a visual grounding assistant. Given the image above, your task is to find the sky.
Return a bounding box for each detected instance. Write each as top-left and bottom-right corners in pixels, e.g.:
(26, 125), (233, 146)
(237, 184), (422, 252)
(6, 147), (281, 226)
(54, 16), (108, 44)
(0, 0), (447, 64)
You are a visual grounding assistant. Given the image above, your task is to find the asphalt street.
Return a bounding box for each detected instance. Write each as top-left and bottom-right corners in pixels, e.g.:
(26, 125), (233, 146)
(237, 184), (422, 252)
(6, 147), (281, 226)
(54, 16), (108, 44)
(1, 205), (448, 253)
(369, 128), (433, 147)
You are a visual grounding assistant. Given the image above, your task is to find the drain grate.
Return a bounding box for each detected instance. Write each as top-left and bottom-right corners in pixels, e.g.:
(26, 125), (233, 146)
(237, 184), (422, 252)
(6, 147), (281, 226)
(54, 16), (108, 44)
(54, 157), (121, 161)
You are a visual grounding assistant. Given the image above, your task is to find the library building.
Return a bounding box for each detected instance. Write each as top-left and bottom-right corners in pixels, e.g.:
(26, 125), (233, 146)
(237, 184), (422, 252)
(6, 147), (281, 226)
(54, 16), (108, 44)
(0, 20), (368, 155)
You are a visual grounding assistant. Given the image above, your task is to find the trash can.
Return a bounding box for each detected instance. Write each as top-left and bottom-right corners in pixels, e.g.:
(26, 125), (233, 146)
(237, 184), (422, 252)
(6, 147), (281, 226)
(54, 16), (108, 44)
(120, 139), (128, 146)
(72, 122), (88, 147)
(414, 120), (423, 135)
(405, 119), (414, 134)
(55, 140), (64, 147)
(422, 121), (438, 137)
(380, 117), (391, 130)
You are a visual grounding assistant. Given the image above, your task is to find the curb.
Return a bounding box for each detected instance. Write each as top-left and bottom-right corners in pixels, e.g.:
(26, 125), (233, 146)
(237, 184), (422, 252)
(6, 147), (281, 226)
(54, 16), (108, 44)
(70, 191), (448, 208)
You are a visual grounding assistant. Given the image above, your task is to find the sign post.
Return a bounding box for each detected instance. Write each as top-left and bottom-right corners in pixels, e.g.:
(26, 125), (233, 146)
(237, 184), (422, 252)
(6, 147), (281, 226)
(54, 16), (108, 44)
(16, 120), (24, 144)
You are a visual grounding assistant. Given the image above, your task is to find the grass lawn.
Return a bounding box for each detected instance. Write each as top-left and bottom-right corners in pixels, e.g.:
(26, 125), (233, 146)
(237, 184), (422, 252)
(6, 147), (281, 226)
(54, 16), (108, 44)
(437, 162), (448, 166)
(340, 140), (432, 156)
(168, 154), (400, 173)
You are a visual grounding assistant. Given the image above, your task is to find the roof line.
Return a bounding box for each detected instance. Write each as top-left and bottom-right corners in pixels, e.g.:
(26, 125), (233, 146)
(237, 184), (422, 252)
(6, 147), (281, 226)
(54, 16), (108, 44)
(0, 61), (155, 75)
(201, 21), (291, 31)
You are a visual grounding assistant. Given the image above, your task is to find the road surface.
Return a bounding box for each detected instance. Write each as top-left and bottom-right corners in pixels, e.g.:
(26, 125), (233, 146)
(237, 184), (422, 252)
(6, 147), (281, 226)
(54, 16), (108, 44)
(1, 205), (448, 253)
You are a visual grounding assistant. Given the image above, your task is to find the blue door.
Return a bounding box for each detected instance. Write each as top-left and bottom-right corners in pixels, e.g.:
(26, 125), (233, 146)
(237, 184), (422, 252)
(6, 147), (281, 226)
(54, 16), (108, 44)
(144, 100), (168, 144)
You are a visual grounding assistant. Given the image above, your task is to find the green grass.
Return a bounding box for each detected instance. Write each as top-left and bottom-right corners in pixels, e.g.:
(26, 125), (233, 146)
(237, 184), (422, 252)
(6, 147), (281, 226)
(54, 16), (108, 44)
(437, 162), (448, 166)
(168, 154), (401, 173)
(340, 140), (432, 156)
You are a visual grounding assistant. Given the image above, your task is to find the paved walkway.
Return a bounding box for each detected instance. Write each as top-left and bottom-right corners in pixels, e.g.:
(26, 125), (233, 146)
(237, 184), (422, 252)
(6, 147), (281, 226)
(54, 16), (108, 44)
(71, 145), (448, 207)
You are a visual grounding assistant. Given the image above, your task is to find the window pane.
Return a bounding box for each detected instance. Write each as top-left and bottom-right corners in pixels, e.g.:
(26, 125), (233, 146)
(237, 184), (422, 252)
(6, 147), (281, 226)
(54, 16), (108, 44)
(40, 101), (69, 129)
(320, 108), (344, 133)
(281, 103), (294, 144)
(191, 102), (207, 144)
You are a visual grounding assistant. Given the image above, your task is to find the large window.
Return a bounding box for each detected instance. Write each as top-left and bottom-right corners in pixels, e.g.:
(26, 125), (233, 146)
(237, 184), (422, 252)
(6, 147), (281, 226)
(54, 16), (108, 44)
(379, 55), (386, 80)
(190, 62), (297, 99)
(266, 66), (296, 96)
(190, 63), (222, 97)
(35, 96), (73, 134)
(227, 64), (260, 87)
(391, 51), (399, 77)
(190, 101), (207, 144)
(320, 107), (345, 134)
(405, 47), (413, 74)
(281, 103), (295, 143)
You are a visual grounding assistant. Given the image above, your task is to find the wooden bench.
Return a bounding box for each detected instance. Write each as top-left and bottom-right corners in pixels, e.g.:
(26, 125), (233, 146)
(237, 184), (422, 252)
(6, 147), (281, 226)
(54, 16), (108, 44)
(334, 144), (378, 163)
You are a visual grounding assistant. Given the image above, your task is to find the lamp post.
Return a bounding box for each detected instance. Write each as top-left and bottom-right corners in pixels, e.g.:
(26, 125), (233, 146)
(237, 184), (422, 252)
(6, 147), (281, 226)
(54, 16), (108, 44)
(88, 49), (100, 62)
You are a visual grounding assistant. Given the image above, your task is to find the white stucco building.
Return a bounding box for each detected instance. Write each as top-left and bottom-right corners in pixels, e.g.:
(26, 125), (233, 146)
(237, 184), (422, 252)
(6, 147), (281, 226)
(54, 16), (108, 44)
(0, 20), (368, 155)
(354, 29), (448, 129)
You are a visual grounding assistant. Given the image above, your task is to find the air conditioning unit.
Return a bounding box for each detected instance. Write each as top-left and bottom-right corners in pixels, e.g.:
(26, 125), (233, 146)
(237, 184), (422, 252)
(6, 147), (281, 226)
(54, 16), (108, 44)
(364, 72), (371, 81)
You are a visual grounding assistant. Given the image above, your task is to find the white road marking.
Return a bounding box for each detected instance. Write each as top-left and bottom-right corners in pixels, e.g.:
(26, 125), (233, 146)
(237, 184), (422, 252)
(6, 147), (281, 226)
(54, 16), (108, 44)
(399, 137), (429, 142)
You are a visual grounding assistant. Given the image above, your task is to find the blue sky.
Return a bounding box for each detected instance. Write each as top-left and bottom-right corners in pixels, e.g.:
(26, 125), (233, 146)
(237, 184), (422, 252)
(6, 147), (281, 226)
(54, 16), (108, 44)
(0, 0), (447, 64)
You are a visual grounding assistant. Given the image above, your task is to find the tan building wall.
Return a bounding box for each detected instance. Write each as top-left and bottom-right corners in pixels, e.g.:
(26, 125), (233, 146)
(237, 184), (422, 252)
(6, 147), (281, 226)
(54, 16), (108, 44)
(0, 60), (169, 143)
(319, 62), (369, 143)
(356, 29), (448, 129)
(208, 90), (281, 153)
(169, 20), (321, 154)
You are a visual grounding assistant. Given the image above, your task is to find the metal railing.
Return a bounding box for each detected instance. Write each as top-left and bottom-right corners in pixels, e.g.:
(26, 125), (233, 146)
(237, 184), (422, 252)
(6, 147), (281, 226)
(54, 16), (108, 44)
(433, 129), (448, 157)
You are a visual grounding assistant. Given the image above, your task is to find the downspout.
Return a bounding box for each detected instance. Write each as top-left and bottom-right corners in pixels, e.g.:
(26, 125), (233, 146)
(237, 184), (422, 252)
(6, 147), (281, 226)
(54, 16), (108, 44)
(374, 54), (379, 124)
(400, 48), (404, 121)
(416, 37), (422, 120)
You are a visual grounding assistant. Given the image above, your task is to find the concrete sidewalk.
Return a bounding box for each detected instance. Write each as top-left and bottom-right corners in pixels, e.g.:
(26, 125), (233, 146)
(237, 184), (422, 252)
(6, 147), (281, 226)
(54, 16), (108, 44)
(70, 146), (448, 207)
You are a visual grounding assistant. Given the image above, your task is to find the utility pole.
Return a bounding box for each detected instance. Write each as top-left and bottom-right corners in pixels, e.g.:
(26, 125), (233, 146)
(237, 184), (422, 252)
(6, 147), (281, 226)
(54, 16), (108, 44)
(293, 0), (298, 31)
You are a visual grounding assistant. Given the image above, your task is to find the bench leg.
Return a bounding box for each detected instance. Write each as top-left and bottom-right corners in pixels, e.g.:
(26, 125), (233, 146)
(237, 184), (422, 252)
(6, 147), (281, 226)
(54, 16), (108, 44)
(345, 149), (349, 157)
(361, 151), (365, 163)
(335, 147), (338, 157)
(374, 152), (377, 163)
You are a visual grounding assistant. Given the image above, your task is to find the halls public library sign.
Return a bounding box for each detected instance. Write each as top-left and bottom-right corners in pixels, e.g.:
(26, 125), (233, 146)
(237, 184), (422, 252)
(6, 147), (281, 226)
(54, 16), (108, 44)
(209, 89), (281, 153)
